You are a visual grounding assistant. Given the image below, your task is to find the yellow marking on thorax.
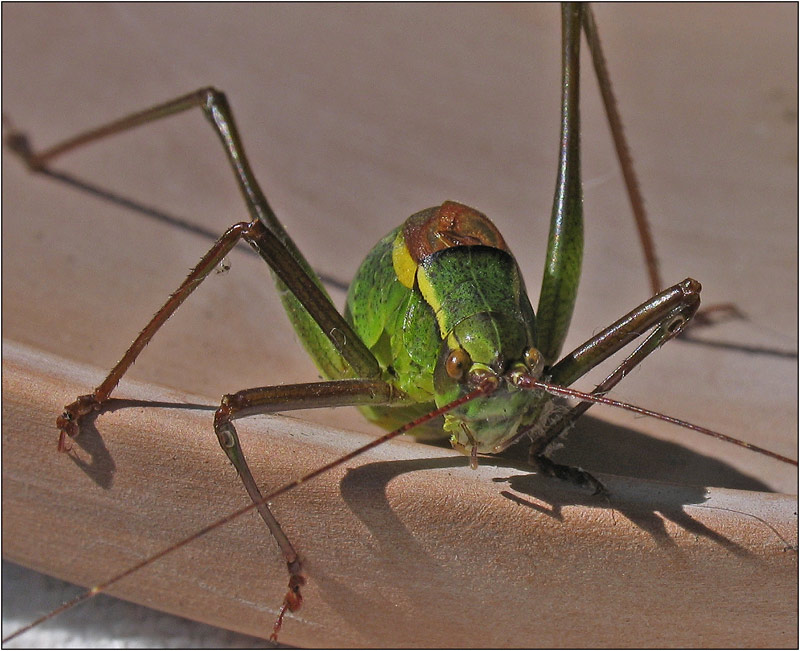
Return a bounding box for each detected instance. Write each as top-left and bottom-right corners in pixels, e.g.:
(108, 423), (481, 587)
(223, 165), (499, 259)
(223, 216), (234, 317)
(392, 228), (449, 336)
(416, 265), (447, 336)
(391, 230), (417, 289)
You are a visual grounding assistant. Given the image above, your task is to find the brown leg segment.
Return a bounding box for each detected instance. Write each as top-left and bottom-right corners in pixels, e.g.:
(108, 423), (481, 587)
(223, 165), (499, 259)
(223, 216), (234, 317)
(582, 8), (740, 328)
(56, 220), (253, 450)
(213, 378), (402, 639)
(527, 278), (702, 491)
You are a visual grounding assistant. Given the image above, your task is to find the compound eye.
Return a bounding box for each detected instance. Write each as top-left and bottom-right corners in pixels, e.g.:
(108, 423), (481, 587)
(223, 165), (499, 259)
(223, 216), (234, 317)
(523, 346), (544, 377)
(445, 348), (472, 380)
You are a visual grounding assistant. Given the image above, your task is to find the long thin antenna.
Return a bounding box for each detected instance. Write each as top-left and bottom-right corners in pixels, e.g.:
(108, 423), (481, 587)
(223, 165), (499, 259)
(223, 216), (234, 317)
(524, 378), (797, 466)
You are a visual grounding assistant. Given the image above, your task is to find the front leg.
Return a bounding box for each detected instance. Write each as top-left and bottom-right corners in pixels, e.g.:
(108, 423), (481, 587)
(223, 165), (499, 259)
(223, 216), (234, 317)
(55, 220), (253, 451)
(211, 378), (404, 639)
(528, 278), (701, 492)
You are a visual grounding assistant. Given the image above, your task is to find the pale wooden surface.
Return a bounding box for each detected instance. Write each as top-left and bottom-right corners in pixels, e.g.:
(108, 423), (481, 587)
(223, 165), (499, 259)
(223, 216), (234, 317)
(3, 3), (797, 647)
(4, 342), (798, 647)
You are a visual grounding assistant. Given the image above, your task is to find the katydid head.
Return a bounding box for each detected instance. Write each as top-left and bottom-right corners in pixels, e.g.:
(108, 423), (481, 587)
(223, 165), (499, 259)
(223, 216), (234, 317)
(354, 199), (551, 458)
(432, 314), (549, 457)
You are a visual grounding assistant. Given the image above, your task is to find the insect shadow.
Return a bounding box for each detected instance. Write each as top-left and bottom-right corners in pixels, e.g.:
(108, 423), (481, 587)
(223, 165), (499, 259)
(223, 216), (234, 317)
(63, 398), (216, 489)
(326, 418), (777, 639)
(337, 414), (766, 572)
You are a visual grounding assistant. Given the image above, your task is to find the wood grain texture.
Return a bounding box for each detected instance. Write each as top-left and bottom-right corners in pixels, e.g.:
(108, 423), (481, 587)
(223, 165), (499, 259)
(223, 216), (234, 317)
(4, 342), (798, 647)
(3, 3), (797, 647)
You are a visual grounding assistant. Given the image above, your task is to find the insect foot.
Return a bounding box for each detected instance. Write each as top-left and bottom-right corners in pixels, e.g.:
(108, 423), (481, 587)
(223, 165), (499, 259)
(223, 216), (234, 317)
(55, 393), (102, 451)
(271, 570), (305, 642)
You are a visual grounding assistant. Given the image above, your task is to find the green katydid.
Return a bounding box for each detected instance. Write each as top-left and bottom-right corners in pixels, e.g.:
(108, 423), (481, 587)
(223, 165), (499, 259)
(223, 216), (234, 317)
(3, 3), (796, 647)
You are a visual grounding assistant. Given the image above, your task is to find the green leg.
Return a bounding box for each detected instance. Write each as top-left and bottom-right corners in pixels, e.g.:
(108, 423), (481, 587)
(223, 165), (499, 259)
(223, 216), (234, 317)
(43, 199), (397, 633)
(535, 2), (715, 366)
(528, 278), (701, 492)
(9, 87), (379, 382)
(536, 2), (584, 365)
